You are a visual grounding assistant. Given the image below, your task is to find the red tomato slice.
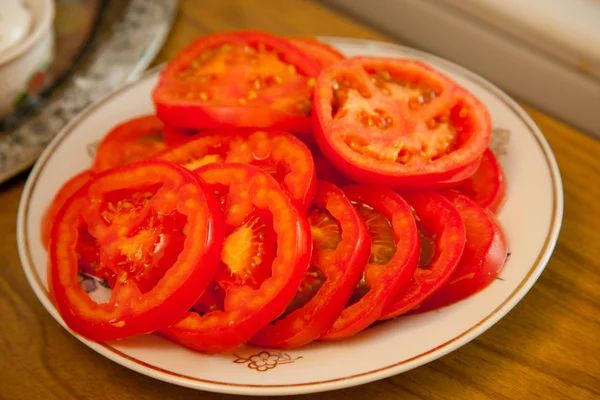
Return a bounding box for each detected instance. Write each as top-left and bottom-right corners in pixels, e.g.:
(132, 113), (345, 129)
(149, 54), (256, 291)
(162, 125), (195, 146)
(41, 169), (92, 249)
(288, 36), (345, 69)
(380, 191), (466, 319)
(153, 31), (322, 134)
(49, 160), (223, 341)
(92, 115), (167, 173)
(457, 148), (506, 213)
(154, 129), (316, 211)
(312, 57), (492, 189)
(319, 185), (419, 341)
(413, 191), (507, 312)
(250, 180), (371, 349)
(160, 164), (312, 354)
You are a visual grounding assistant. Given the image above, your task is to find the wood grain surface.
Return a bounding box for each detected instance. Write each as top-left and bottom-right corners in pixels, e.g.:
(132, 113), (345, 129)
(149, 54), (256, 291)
(1, 1), (599, 399)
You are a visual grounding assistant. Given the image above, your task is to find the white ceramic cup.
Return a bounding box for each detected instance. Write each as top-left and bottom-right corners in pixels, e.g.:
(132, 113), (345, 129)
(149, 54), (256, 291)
(0, 0), (55, 121)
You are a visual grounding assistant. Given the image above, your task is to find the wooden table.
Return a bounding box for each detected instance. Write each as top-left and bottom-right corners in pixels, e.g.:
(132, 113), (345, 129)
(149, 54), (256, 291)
(1, 1), (598, 399)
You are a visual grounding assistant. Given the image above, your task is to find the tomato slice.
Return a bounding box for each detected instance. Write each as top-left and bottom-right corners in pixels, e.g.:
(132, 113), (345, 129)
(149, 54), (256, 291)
(312, 57), (492, 189)
(162, 125), (195, 146)
(41, 169), (92, 250)
(160, 164), (312, 354)
(92, 115), (167, 173)
(413, 191), (507, 312)
(154, 129), (316, 211)
(49, 160), (223, 341)
(380, 191), (466, 319)
(319, 185), (419, 340)
(250, 180), (370, 349)
(288, 36), (345, 69)
(153, 31), (322, 134)
(457, 148), (506, 213)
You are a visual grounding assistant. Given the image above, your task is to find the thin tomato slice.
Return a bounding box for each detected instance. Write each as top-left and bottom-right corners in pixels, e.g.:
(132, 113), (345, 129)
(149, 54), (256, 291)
(49, 160), (223, 341)
(160, 164), (311, 354)
(457, 148), (506, 213)
(162, 125), (195, 146)
(250, 180), (370, 349)
(92, 115), (167, 173)
(288, 36), (345, 69)
(319, 185), (419, 340)
(313, 57), (492, 189)
(153, 31), (322, 134)
(41, 169), (92, 249)
(380, 191), (466, 319)
(154, 129), (316, 211)
(414, 192), (507, 312)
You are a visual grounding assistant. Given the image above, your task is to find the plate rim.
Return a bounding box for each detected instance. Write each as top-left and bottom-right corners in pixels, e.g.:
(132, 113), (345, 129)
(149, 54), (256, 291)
(17, 37), (564, 396)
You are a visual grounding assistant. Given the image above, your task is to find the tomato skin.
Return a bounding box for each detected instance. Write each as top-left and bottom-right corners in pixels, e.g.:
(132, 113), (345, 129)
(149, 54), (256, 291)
(380, 191), (466, 319)
(153, 31), (322, 134)
(250, 180), (370, 349)
(413, 192), (507, 312)
(312, 57), (492, 189)
(49, 160), (224, 341)
(41, 169), (92, 250)
(319, 185), (419, 341)
(288, 36), (345, 69)
(154, 129), (316, 211)
(92, 115), (167, 173)
(160, 164), (312, 354)
(457, 148), (506, 213)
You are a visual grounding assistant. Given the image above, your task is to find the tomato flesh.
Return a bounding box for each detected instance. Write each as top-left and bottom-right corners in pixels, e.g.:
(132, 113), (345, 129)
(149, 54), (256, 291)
(49, 160), (223, 341)
(380, 191), (466, 319)
(153, 31), (322, 134)
(320, 185), (419, 340)
(160, 164), (311, 353)
(92, 115), (167, 173)
(415, 191), (507, 312)
(313, 57), (492, 189)
(250, 180), (370, 349)
(288, 36), (345, 69)
(154, 129), (316, 211)
(457, 148), (506, 213)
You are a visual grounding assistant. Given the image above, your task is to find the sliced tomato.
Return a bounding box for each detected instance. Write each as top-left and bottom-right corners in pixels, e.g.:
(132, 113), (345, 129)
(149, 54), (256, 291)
(41, 169), (92, 250)
(49, 160), (223, 341)
(250, 180), (370, 349)
(162, 125), (196, 146)
(414, 192), (507, 312)
(319, 185), (419, 340)
(288, 36), (345, 69)
(92, 115), (167, 173)
(160, 164), (312, 353)
(312, 57), (492, 189)
(154, 129), (316, 211)
(457, 148), (506, 213)
(380, 191), (466, 319)
(153, 31), (322, 134)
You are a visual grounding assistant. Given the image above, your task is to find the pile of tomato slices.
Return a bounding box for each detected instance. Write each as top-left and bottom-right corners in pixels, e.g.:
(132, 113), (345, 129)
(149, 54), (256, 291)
(42, 31), (509, 353)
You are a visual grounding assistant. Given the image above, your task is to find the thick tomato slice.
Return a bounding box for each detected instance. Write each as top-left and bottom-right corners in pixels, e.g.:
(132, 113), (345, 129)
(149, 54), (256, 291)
(250, 180), (370, 349)
(92, 115), (167, 173)
(312, 57), (492, 189)
(160, 164), (312, 354)
(154, 129), (316, 211)
(319, 185), (419, 341)
(152, 31), (322, 134)
(49, 160), (223, 341)
(288, 36), (345, 69)
(457, 148), (506, 213)
(415, 192), (507, 312)
(41, 169), (92, 249)
(380, 191), (466, 319)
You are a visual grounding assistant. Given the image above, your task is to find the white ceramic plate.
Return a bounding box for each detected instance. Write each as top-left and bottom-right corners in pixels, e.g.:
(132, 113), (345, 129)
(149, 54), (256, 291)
(17, 38), (563, 396)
